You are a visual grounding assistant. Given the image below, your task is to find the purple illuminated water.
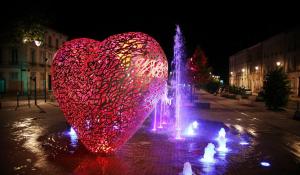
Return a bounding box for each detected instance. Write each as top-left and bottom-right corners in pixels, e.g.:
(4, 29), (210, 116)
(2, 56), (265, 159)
(181, 162), (194, 175)
(173, 25), (185, 139)
(152, 106), (157, 131)
(217, 129), (228, 153)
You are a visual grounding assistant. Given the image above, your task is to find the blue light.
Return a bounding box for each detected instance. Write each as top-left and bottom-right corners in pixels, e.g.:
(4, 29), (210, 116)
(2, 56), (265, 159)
(239, 141), (249, 145)
(68, 127), (78, 147)
(69, 127), (76, 136)
(260, 162), (271, 167)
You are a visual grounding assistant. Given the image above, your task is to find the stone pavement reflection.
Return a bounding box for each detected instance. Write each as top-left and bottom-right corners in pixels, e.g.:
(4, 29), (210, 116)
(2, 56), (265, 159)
(1, 91), (300, 174)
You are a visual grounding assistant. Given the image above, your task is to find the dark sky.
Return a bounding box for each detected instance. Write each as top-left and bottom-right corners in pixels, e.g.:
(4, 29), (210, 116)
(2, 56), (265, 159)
(2, 2), (299, 83)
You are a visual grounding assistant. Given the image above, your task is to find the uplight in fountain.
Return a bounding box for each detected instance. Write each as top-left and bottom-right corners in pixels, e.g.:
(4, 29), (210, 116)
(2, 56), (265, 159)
(186, 125), (195, 136)
(184, 121), (199, 137)
(68, 127), (78, 147)
(216, 128), (229, 152)
(260, 161), (271, 167)
(217, 128), (226, 140)
(239, 141), (250, 145)
(181, 162), (194, 175)
(217, 137), (229, 152)
(200, 143), (216, 163)
(192, 121), (199, 128)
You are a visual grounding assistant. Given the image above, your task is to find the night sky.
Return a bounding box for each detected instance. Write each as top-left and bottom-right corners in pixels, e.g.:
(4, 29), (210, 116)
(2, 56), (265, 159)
(1, 2), (299, 83)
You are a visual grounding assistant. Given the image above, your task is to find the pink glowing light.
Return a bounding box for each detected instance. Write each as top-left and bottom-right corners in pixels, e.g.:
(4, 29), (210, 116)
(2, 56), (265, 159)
(52, 32), (168, 154)
(152, 105), (158, 131)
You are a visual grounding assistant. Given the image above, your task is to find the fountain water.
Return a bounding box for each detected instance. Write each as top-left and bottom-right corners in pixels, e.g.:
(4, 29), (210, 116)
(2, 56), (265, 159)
(161, 86), (171, 125)
(184, 121), (199, 137)
(67, 127), (78, 147)
(201, 143), (216, 163)
(216, 128), (228, 152)
(217, 137), (228, 152)
(152, 106), (157, 131)
(181, 162), (194, 175)
(173, 25), (185, 140)
(158, 100), (163, 129)
(218, 128), (226, 140)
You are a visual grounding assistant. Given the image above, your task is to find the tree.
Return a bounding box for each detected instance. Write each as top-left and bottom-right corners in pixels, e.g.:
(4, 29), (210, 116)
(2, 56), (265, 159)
(263, 68), (291, 110)
(186, 46), (211, 87)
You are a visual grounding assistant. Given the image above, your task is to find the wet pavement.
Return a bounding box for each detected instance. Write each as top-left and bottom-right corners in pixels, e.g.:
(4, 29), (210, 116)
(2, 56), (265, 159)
(1, 94), (300, 175)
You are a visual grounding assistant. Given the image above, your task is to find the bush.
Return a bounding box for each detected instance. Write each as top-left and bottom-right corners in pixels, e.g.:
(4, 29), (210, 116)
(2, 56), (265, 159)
(206, 79), (221, 94)
(256, 90), (265, 101)
(263, 68), (291, 110)
(228, 85), (247, 96)
(221, 93), (236, 99)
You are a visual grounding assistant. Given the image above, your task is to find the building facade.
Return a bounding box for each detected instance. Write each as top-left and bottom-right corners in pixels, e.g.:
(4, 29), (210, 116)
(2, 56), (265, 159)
(229, 28), (300, 96)
(0, 28), (67, 97)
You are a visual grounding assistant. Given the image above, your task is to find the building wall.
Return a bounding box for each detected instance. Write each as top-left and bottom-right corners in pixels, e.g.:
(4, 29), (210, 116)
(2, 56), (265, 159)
(0, 28), (67, 97)
(229, 28), (300, 96)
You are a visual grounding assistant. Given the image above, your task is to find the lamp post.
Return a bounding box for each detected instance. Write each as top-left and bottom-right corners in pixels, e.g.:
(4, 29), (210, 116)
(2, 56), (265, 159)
(34, 40), (48, 103)
(31, 76), (37, 105)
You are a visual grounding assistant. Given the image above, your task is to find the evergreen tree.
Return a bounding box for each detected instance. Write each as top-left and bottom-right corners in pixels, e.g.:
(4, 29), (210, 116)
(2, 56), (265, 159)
(263, 68), (291, 110)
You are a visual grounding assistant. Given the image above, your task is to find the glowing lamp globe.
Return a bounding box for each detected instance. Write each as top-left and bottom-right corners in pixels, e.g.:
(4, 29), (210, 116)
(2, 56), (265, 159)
(51, 32), (168, 154)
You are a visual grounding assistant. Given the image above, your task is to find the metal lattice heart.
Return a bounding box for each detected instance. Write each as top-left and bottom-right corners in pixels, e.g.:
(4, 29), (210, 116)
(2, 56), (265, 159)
(51, 32), (168, 154)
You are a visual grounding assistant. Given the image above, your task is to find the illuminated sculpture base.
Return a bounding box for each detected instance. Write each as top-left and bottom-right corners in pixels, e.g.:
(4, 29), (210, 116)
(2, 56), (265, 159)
(52, 32), (168, 154)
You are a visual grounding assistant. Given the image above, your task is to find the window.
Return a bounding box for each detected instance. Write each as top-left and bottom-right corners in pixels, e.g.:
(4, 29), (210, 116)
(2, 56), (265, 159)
(56, 38), (59, 49)
(31, 48), (36, 64)
(48, 36), (52, 48)
(9, 72), (18, 80)
(11, 47), (18, 65)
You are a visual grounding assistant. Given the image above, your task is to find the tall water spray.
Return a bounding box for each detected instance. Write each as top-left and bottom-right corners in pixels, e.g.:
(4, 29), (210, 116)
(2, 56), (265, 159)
(173, 25), (185, 139)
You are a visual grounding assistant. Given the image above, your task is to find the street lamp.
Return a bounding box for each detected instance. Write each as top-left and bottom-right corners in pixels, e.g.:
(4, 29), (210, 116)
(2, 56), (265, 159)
(34, 40), (42, 47)
(242, 68), (245, 73)
(255, 66), (259, 71)
(276, 61), (281, 67)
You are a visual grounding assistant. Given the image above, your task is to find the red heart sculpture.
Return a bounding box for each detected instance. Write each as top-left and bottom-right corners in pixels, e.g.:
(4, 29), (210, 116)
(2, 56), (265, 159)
(51, 32), (168, 154)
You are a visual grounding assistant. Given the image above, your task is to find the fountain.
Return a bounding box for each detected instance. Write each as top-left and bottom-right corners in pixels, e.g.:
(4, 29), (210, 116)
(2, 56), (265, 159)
(161, 86), (171, 125)
(173, 25), (185, 140)
(158, 100), (163, 129)
(216, 128), (228, 152)
(201, 143), (216, 163)
(181, 162), (194, 175)
(67, 127), (78, 147)
(152, 106), (157, 131)
(192, 121), (199, 128)
(217, 128), (226, 140)
(217, 136), (228, 152)
(239, 141), (249, 145)
(184, 121), (199, 137)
